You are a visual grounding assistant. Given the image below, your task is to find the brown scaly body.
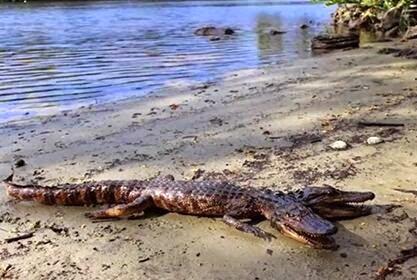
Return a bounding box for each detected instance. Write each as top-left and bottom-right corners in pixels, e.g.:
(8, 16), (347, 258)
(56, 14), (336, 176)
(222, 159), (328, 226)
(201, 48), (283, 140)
(2, 174), (374, 249)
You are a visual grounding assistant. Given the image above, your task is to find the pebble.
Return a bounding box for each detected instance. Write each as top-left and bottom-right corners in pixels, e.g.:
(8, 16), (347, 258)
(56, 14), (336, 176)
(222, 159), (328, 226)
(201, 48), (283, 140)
(329, 140), (348, 150)
(14, 159), (26, 168)
(367, 136), (383, 145)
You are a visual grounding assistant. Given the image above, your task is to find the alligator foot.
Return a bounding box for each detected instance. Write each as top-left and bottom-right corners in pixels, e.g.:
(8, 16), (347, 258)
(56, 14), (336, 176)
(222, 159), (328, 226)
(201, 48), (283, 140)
(85, 195), (153, 219)
(223, 214), (276, 241)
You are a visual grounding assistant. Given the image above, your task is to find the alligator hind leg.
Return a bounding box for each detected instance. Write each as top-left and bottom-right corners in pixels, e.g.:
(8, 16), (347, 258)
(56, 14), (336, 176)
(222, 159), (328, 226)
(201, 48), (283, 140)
(223, 214), (276, 241)
(85, 195), (153, 219)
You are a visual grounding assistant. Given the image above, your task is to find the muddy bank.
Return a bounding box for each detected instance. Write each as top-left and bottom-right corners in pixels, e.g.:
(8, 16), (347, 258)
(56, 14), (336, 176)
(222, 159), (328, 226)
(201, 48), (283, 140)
(1, 40), (417, 279)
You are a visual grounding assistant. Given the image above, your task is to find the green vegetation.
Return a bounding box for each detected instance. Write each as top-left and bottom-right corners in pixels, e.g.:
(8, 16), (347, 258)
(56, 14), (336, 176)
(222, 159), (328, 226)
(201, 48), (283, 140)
(314, 0), (416, 33)
(313, 0), (410, 9)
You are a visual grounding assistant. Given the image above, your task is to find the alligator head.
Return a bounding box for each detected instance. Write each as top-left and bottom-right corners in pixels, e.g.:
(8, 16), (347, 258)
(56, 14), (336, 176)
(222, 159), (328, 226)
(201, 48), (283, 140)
(295, 185), (375, 220)
(263, 197), (338, 250)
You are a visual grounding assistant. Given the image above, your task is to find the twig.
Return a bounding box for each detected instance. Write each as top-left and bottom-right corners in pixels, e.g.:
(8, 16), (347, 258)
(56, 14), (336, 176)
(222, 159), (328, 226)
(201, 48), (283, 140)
(358, 121), (404, 127)
(138, 257), (150, 263)
(4, 231), (34, 243)
(0, 264), (12, 278)
(375, 245), (417, 280)
(0, 227), (9, 233)
(394, 188), (417, 197)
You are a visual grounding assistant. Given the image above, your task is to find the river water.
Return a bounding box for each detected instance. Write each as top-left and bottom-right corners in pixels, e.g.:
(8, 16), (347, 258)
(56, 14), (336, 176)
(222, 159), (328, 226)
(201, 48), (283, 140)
(0, 0), (334, 122)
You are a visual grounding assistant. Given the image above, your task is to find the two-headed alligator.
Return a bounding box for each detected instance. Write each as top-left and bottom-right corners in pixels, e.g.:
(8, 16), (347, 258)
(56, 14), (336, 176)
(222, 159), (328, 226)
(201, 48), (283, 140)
(3, 174), (374, 249)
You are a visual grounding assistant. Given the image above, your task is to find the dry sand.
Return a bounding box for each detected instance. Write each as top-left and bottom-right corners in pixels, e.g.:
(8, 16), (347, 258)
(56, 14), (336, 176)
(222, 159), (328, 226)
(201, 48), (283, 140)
(1, 41), (417, 279)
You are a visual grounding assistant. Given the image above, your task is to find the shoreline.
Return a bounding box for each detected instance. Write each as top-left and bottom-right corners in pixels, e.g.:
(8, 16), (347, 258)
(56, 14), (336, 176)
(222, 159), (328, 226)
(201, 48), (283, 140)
(1, 40), (417, 279)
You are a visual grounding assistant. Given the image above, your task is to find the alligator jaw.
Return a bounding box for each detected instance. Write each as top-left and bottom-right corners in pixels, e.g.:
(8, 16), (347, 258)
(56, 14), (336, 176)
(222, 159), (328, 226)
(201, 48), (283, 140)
(300, 186), (375, 220)
(311, 203), (373, 220)
(303, 187), (375, 205)
(270, 207), (338, 250)
(273, 223), (338, 250)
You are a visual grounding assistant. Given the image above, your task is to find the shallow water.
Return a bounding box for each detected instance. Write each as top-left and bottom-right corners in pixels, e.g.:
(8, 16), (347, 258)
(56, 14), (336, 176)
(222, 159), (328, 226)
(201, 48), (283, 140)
(0, 0), (334, 122)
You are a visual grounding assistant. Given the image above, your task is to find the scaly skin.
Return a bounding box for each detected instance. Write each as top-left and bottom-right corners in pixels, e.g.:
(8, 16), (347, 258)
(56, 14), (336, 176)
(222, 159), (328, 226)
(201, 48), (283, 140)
(2, 174), (374, 249)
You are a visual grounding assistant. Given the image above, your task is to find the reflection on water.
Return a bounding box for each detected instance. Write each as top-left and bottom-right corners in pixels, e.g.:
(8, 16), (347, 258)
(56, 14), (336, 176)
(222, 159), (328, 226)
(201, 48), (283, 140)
(0, 0), (334, 122)
(256, 14), (284, 56)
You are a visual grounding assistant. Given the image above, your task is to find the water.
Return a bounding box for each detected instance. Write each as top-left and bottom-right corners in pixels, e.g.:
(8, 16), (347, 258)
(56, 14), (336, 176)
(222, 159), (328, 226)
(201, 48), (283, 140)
(0, 0), (334, 122)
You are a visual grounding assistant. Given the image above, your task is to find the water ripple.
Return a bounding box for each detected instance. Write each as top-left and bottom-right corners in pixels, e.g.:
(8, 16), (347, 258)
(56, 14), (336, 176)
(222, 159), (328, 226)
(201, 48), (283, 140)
(0, 0), (334, 122)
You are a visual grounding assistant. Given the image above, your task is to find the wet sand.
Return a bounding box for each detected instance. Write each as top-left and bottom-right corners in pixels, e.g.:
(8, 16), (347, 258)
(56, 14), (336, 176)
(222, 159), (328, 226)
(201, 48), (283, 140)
(1, 41), (417, 279)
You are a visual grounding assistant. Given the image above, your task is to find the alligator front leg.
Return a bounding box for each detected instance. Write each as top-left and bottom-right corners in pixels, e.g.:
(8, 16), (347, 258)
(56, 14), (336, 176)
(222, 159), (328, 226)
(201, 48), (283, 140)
(223, 214), (276, 241)
(85, 195), (153, 219)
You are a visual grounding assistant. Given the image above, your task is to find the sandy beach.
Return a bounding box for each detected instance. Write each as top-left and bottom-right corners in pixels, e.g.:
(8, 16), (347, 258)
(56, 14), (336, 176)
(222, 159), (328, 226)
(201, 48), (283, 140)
(1, 40), (417, 279)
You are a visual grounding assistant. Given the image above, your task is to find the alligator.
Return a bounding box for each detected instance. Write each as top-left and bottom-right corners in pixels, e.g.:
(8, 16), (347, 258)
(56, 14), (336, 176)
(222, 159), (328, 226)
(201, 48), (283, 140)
(2, 174), (374, 249)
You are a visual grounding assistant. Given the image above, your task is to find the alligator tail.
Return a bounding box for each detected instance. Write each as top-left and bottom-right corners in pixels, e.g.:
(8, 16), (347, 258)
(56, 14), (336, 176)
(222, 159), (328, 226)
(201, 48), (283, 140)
(2, 174), (127, 206)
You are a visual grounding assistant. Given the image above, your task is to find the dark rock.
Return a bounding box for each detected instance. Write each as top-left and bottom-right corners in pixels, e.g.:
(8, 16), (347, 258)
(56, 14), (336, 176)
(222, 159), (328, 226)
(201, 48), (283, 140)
(379, 47), (417, 59)
(14, 159), (26, 168)
(300, 24), (309, 29)
(224, 28), (235, 35)
(311, 33), (359, 50)
(377, 47), (401, 55)
(397, 48), (417, 59)
(194, 26), (235, 36)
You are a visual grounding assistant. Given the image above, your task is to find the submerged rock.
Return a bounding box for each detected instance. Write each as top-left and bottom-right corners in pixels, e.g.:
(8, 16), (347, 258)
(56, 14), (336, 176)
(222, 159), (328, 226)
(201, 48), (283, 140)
(329, 140), (348, 150)
(367, 136), (384, 145)
(194, 26), (235, 36)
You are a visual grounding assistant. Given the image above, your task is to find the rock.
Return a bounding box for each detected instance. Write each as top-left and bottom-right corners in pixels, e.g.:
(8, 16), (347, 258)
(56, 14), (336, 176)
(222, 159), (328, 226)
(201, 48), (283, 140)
(329, 140), (348, 150)
(14, 159), (26, 168)
(312, 33), (359, 50)
(403, 25), (417, 40)
(300, 24), (309, 29)
(367, 136), (384, 145)
(194, 26), (235, 36)
(378, 47), (417, 59)
(378, 47), (401, 55)
(224, 28), (235, 35)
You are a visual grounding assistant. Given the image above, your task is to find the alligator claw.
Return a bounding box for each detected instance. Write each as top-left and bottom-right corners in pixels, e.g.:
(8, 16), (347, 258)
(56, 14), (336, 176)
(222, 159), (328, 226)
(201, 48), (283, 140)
(250, 228), (276, 241)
